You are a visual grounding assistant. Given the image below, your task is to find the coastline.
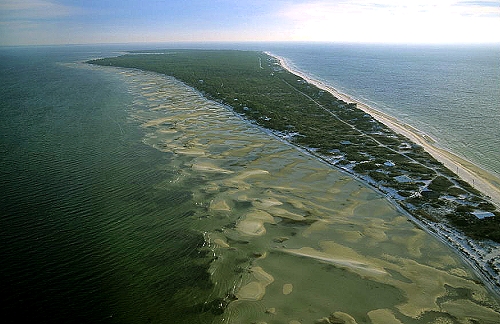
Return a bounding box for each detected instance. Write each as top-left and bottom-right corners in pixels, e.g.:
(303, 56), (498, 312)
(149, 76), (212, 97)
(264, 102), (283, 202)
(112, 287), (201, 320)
(270, 52), (500, 209)
(268, 52), (500, 297)
(88, 51), (500, 300)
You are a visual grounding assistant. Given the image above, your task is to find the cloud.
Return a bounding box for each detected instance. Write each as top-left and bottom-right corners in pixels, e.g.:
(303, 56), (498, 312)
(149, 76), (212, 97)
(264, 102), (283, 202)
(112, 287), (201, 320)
(0, 0), (86, 45)
(280, 0), (500, 20)
(455, 0), (500, 17)
(277, 0), (500, 43)
(0, 0), (83, 20)
(457, 1), (500, 8)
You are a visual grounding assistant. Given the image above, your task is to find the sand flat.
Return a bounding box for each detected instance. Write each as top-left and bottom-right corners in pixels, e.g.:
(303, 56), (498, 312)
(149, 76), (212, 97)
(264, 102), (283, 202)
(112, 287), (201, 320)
(236, 266), (274, 301)
(282, 283), (293, 295)
(367, 309), (402, 324)
(192, 162), (234, 174)
(119, 65), (500, 324)
(281, 246), (389, 277)
(236, 219), (266, 236)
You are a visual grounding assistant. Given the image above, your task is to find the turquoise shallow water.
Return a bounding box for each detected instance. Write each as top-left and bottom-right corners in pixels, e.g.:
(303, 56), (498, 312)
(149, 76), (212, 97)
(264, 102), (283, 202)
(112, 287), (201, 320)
(1, 45), (500, 324)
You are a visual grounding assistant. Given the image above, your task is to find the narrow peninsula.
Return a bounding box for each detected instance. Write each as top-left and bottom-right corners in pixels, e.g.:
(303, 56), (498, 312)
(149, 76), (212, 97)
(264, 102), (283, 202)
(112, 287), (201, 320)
(88, 49), (500, 292)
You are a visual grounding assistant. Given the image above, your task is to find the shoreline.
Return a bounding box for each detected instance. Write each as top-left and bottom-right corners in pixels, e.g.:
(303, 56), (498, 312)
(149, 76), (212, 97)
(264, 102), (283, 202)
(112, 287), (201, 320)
(269, 52), (500, 209)
(268, 52), (500, 297)
(88, 51), (500, 299)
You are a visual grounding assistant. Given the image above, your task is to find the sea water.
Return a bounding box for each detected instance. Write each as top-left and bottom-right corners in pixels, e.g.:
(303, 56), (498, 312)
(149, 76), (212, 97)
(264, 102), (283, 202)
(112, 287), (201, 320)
(268, 43), (500, 178)
(0, 45), (217, 323)
(1, 45), (500, 324)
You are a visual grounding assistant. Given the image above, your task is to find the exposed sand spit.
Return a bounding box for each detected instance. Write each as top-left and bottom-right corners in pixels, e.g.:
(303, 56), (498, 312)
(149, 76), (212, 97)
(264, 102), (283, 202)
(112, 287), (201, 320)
(236, 266), (274, 301)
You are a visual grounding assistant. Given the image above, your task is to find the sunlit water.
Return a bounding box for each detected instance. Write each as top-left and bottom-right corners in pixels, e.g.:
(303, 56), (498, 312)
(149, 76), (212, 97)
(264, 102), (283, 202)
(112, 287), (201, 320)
(1, 46), (499, 323)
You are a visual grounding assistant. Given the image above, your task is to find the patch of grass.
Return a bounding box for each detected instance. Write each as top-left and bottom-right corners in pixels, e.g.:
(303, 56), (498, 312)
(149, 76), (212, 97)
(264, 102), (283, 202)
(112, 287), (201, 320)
(428, 176), (454, 193)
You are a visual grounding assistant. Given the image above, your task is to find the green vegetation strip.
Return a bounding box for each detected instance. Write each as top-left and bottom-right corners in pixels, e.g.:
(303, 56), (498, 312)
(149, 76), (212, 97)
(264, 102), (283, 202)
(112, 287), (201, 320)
(88, 49), (499, 242)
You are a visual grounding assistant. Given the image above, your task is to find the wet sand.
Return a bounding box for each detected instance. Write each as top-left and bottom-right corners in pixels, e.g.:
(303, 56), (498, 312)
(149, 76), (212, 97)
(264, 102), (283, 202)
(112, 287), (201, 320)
(114, 67), (500, 323)
(271, 53), (500, 209)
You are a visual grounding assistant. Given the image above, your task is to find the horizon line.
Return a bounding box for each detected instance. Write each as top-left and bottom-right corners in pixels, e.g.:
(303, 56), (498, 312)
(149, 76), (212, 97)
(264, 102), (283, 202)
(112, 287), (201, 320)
(2, 40), (500, 48)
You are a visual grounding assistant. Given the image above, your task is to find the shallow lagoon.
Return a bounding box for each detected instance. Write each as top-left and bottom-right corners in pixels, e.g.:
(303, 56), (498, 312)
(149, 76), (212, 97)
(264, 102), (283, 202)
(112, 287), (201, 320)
(113, 67), (499, 323)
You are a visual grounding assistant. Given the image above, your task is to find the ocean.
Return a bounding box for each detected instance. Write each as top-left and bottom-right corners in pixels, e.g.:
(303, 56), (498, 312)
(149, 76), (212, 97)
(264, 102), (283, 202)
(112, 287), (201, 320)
(1, 44), (499, 323)
(268, 43), (500, 179)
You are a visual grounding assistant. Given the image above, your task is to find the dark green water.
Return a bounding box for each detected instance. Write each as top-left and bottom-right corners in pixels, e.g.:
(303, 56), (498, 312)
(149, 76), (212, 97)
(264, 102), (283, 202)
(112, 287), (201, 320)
(0, 46), (218, 323)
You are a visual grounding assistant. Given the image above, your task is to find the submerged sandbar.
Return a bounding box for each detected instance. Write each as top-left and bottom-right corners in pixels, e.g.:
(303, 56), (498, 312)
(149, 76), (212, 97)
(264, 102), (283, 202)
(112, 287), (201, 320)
(88, 50), (500, 322)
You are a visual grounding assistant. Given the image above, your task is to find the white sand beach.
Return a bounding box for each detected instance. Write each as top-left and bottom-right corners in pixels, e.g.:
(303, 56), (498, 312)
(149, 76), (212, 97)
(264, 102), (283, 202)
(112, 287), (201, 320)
(270, 53), (500, 208)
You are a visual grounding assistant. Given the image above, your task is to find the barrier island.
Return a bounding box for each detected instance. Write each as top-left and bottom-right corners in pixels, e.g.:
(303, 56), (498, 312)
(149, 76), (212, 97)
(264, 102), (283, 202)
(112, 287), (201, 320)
(88, 50), (500, 291)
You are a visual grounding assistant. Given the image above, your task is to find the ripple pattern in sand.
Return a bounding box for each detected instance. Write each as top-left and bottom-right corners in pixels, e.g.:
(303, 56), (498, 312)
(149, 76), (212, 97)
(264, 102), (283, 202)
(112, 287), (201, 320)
(118, 69), (500, 324)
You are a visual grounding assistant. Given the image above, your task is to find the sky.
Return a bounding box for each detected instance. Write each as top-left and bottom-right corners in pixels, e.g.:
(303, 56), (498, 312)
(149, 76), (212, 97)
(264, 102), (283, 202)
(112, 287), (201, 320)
(1, 0), (499, 46)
